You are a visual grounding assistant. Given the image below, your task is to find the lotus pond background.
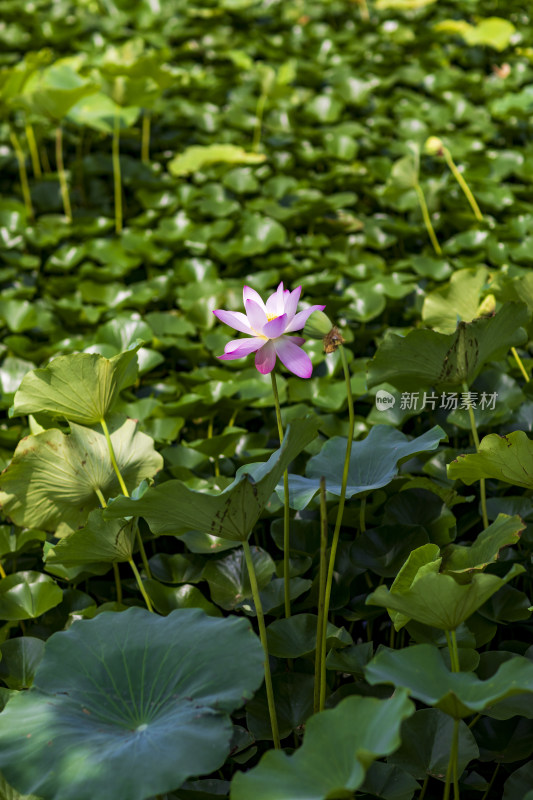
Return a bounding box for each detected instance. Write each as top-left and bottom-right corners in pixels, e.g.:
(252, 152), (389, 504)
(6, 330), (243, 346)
(2, 0), (533, 798)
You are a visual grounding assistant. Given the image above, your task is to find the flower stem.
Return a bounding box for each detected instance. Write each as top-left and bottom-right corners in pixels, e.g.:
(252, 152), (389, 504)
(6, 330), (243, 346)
(443, 147), (483, 222)
(461, 382), (488, 529)
(242, 539), (280, 748)
(9, 129), (34, 220)
(141, 111), (151, 164)
(0, 562), (6, 579)
(112, 113), (122, 234)
(100, 417), (152, 578)
(270, 371), (291, 618)
(446, 629), (460, 673)
(511, 347), (530, 383)
(319, 344), (355, 710)
(25, 121), (42, 179)
(480, 763), (499, 800)
(128, 558), (153, 612)
(418, 776), (429, 800)
(55, 125), (72, 222)
(252, 91), (268, 152)
(95, 488), (124, 602)
(443, 719), (460, 800)
(314, 477), (328, 713)
(415, 182), (442, 255)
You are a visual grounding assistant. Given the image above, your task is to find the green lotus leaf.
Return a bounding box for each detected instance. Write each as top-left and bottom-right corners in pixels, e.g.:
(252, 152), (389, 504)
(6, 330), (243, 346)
(422, 267), (489, 334)
(0, 419), (163, 535)
(367, 563), (525, 631)
(230, 691), (415, 800)
(386, 543), (442, 630)
(11, 348), (141, 425)
(0, 608), (264, 800)
(448, 431), (533, 490)
(168, 145), (265, 177)
(0, 572), (62, 622)
(105, 418), (319, 541)
(0, 772), (41, 800)
(367, 303), (529, 391)
(265, 614), (352, 658)
(68, 93), (140, 133)
(388, 708), (479, 782)
(21, 58), (99, 121)
(365, 644), (533, 719)
(434, 17), (515, 51)
(44, 509), (136, 566)
(246, 673), (314, 742)
(202, 546), (275, 611)
(442, 514), (524, 575)
(0, 637), (45, 690)
(389, 152), (419, 190)
(279, 425), (447, 510)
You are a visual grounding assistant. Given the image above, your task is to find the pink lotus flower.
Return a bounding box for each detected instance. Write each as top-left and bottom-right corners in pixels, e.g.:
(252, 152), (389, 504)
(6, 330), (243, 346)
(214, 283), (325, 379)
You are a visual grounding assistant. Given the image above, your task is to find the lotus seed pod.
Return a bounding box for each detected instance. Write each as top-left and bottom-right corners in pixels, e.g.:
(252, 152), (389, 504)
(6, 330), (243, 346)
(303, 310), (334, 339)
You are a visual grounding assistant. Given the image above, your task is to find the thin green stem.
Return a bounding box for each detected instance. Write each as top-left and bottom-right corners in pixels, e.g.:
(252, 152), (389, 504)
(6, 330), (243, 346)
(113, 563), (123, 603)
(511, 347), (530, 383)
(100, 417), (151, 578)
(443, 147), (483, 222)
(252, 91), (268, 152)
(359, 497), (366, 533)
(40, 144), (51, 173)
(55, 126), (72, 222)
(9, 130), (34, 220)
(242, 540), (280, 748)
(95, 487), (123, 603)
(468, 712), (482, 729)
(128, 558), (153, 612)
(480, 763), (499, 800)
(25, 121), (42, 178)
(95, 487), (107, 508)
(450, 629), (460, 672)
(314, 477), (328, 713)
(141, 111), (151, 164)
(0, 562), (6, 579)
(418, 775), (429, 800)
(461, 382), (488, 529)
(443, 719), (460, 800)
(112, 113), (122, 234)
(320, 345), (355, 711)
(415, 182), (442, 255)
(271, 371), (291, 618)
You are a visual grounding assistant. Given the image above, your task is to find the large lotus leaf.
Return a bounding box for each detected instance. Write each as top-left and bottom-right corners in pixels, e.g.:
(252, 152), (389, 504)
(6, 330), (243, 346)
(230, 691), (415, 800)
(0, 637), (45, 690)
(434, 17), (515, 50)
(21, 59), (99, 121)
(365, 645), (533, 719)
(68, 93), (140, 133)
(168, 145), (265, 177)
(0, 607), (264, 800)
(0, 419), (163, 534)
(106, 418), (319, 541)
(367, 303), (529, 391)
(442, 514), (524, 575)
(11, 349), (140, 425)
(448, 431), (533, 490)
(45, 509), (136, 566)
(367, 564), (525, 632)
(422, 267), (489, 334)
(279, 425), (446, 510)
(388, 708), (479, 782)
(0, 572), (62, 621)
(386, 543), (442, 630)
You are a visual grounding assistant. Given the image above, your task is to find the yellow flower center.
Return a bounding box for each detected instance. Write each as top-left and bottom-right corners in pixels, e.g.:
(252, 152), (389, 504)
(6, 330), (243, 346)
(266, 313), (279, 322)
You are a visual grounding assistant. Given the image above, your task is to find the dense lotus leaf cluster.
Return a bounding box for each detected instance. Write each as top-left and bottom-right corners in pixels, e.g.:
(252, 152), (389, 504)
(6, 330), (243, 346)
(0, 1), (533, 799)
